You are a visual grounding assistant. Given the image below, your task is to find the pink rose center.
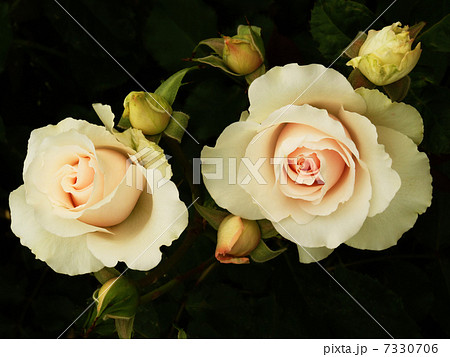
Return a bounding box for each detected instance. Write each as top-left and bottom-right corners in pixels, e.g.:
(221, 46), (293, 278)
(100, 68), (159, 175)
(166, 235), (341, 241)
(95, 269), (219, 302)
(286, 149), (324, 186)
(58, 154), (99, 209)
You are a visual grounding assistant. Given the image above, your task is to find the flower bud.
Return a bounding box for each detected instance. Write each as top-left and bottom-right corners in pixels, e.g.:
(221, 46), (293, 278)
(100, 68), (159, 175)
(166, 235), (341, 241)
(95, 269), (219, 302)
(95, 277), (139, 318)
(346, 22), (422, 86)
(223, 35), (264, 75)
(122, 91), (172, 135)
(215, 214), (261, 264)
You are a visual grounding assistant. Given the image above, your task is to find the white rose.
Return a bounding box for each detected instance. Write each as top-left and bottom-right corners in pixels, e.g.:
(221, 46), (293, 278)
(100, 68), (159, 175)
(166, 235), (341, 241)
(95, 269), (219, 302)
(347, 22), (422, 86)
(9, 107), (188, 275)
(201, 63), (432, 263)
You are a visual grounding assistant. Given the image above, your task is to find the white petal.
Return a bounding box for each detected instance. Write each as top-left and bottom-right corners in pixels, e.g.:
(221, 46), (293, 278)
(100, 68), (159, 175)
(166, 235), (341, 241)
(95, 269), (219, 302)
(297, 245), (334, 264)
(92, 103), (115, 133)
(24, 118), (132, 175)
(201, 121), (264, 220)
(247, 64), (366, 123)
(87, 168), (188, 270)
(260, 104), (359, 157)
(238, 123), (314, 224)
(356, 88), (424, 145)
(79, 164), (143, 227)
(272, 161), (372, 249)
(346, 126), (432, 250)
(9, 186), (104, 275)
(338, 107), (401, 217)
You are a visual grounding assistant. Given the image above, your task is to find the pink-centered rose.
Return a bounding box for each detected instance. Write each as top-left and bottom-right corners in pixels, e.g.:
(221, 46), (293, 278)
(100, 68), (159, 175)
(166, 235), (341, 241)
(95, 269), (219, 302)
(9, 105), (188, 275)
(201, 63), (432, 263)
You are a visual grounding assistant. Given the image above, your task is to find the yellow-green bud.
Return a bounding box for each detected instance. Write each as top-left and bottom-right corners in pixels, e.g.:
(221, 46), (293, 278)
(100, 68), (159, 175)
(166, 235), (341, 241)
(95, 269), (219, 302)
(122, 91), (172, 135)
(95, 277), (139, 318)
(346, 22), (422, 86)
(222, 35), (263, 75)
(96, 277), (119, 314)
(215, 214), (261, 264)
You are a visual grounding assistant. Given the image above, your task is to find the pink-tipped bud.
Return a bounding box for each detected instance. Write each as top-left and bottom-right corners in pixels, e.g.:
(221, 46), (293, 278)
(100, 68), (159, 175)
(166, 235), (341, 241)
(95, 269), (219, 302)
(222, 36), (263, 75)
(215, 214), (261, 264)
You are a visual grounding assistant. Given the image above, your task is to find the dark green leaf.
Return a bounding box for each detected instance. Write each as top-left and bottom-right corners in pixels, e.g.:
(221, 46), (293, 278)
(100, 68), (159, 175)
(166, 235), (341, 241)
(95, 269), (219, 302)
(310, 0), (373, 60)
(143, 0), (217, 72)
(419, 14), (450, 52)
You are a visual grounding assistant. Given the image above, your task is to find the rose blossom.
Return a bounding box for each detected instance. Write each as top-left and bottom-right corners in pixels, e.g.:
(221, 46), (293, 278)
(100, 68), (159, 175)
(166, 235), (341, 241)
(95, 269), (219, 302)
(9, 105), (188, 275)
(347, 22), (422, 86)
(201, 63), (432, 263)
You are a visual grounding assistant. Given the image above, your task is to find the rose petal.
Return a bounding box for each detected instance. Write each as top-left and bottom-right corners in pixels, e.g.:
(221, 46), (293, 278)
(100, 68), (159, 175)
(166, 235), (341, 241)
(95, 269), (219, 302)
(92, 103), (115, 133)
(87, 167), (188, 270)
(238, 122), (314, 224)
(346, 126), (432, 250)
(9, 186), (104, 275)
(356, 88), (424, 145)
(247, 64), (366, 123)
(79, 164), (143, 227)
(23, 118), (132, 176)
(338, 107), (401, 217)
(272, 160), (372, 249)
(201, 121), (264, 220)
(297, 245), (334, 264)
(260, 104), (359, 158)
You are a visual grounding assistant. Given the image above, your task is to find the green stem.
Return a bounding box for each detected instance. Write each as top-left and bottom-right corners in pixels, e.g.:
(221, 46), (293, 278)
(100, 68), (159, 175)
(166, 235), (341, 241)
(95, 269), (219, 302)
(139, 257), (215, 305)
(139, 279), (179, 305)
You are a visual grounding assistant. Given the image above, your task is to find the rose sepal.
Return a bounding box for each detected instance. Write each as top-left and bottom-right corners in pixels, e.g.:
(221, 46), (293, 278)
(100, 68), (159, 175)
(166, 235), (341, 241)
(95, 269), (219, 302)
(250, 238), (287, 263)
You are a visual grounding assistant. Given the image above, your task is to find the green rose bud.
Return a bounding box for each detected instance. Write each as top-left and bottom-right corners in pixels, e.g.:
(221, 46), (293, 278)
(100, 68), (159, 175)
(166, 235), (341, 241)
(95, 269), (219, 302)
(95, 277), (139, 317)
(215, 214), (261, 264)
(222, 35), (264, 75)
(122, 91), (172, 135)
(346, 22), (422, 86)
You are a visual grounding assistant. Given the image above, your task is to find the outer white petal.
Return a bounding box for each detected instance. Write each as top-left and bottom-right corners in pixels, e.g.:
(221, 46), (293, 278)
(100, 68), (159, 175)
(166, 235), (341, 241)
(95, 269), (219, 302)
(201, 121), (264, 220)
(247, 64), (366, 123)
(346, 126), (432, 250)
(9, 186), (104, 275)
(23, 118), (132, 175)
(297, 245), (334, 264)
(22, 119), (136, 237)
(356, 88), (424, 145)
(338, 107), (400, 217)
(272, 161), (372, 249)
(92, 103), (115, 133)
(87, 168), (188, 271)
